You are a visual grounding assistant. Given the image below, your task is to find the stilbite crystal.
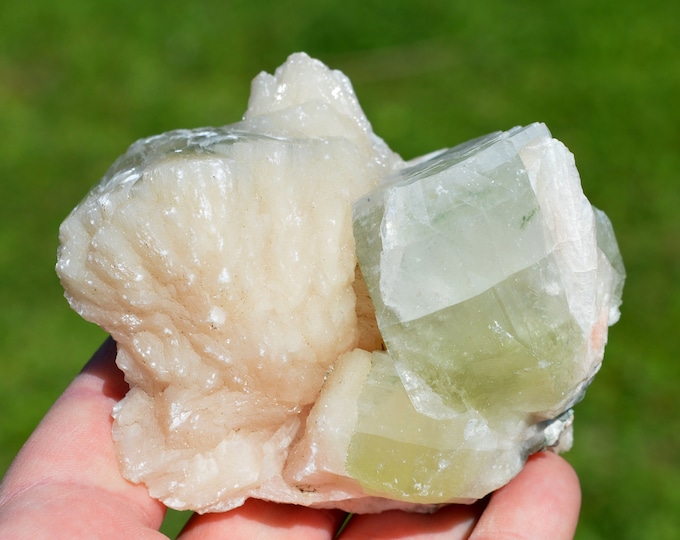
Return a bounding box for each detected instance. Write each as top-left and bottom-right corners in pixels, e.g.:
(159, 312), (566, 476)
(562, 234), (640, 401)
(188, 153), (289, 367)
(56, 53), (624, 514)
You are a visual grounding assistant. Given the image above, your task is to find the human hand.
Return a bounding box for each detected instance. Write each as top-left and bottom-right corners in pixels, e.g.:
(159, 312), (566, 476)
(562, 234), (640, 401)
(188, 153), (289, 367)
(0, 338), (580, 539)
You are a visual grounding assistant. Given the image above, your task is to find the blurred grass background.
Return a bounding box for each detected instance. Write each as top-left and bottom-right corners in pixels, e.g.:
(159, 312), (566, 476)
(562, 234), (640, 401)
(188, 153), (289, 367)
(1, 0), (678, 537)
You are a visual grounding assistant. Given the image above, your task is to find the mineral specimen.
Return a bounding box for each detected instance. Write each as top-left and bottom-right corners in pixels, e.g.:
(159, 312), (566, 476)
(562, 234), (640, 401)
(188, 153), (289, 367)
(56, 53), (624, 514)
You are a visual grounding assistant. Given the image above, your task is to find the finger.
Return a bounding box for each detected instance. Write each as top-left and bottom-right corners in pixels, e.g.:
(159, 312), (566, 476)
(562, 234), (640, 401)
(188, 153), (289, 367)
(0, 338), (167, 539)
(177, 498), (347, 540)
(469, 451), (581, 540)
(339, 500), (485, 540)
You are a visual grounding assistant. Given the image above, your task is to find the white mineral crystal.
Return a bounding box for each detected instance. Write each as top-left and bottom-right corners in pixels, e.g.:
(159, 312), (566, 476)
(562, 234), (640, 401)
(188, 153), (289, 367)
(56, 52), (624, 514)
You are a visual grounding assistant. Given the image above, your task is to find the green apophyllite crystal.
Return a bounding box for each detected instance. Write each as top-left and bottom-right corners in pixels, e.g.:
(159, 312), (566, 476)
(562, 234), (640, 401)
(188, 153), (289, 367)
(348, 123), (624, 502)
(346, 351), (526, 502)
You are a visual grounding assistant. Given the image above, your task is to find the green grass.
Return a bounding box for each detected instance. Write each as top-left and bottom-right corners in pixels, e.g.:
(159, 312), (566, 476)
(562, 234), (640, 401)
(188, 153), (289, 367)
(2, 1), (679, 537)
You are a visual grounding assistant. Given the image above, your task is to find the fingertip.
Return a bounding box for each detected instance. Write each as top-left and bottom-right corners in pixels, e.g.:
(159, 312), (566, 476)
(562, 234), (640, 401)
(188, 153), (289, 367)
(178, 499), (347, 540)
(533, 451), (581, 499)
(470, 451), (581, 540)
(341, 502), (485, 540)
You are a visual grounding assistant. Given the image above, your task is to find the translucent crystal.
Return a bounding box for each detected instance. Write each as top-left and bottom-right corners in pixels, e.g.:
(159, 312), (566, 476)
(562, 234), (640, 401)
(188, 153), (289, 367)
(350, 123), (624, 502)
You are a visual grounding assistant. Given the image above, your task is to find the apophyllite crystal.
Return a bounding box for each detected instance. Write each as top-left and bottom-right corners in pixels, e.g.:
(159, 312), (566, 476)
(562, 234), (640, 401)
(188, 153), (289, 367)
(56, 53), (624, 514)
(349, 124), (625, 502)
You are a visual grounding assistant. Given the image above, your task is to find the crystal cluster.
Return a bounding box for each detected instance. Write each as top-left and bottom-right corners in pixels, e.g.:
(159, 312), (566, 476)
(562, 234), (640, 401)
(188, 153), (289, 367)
(56, 53), (624, 514)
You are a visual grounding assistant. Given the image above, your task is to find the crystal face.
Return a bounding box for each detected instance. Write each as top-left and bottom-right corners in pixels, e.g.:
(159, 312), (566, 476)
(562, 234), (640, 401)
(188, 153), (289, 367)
(56, 53), (624, 514)
(350, 124), (624, 501)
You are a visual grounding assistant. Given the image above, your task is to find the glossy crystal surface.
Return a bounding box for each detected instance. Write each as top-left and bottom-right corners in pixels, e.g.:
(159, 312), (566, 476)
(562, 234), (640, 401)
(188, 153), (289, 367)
(350, 124), (624, 501)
